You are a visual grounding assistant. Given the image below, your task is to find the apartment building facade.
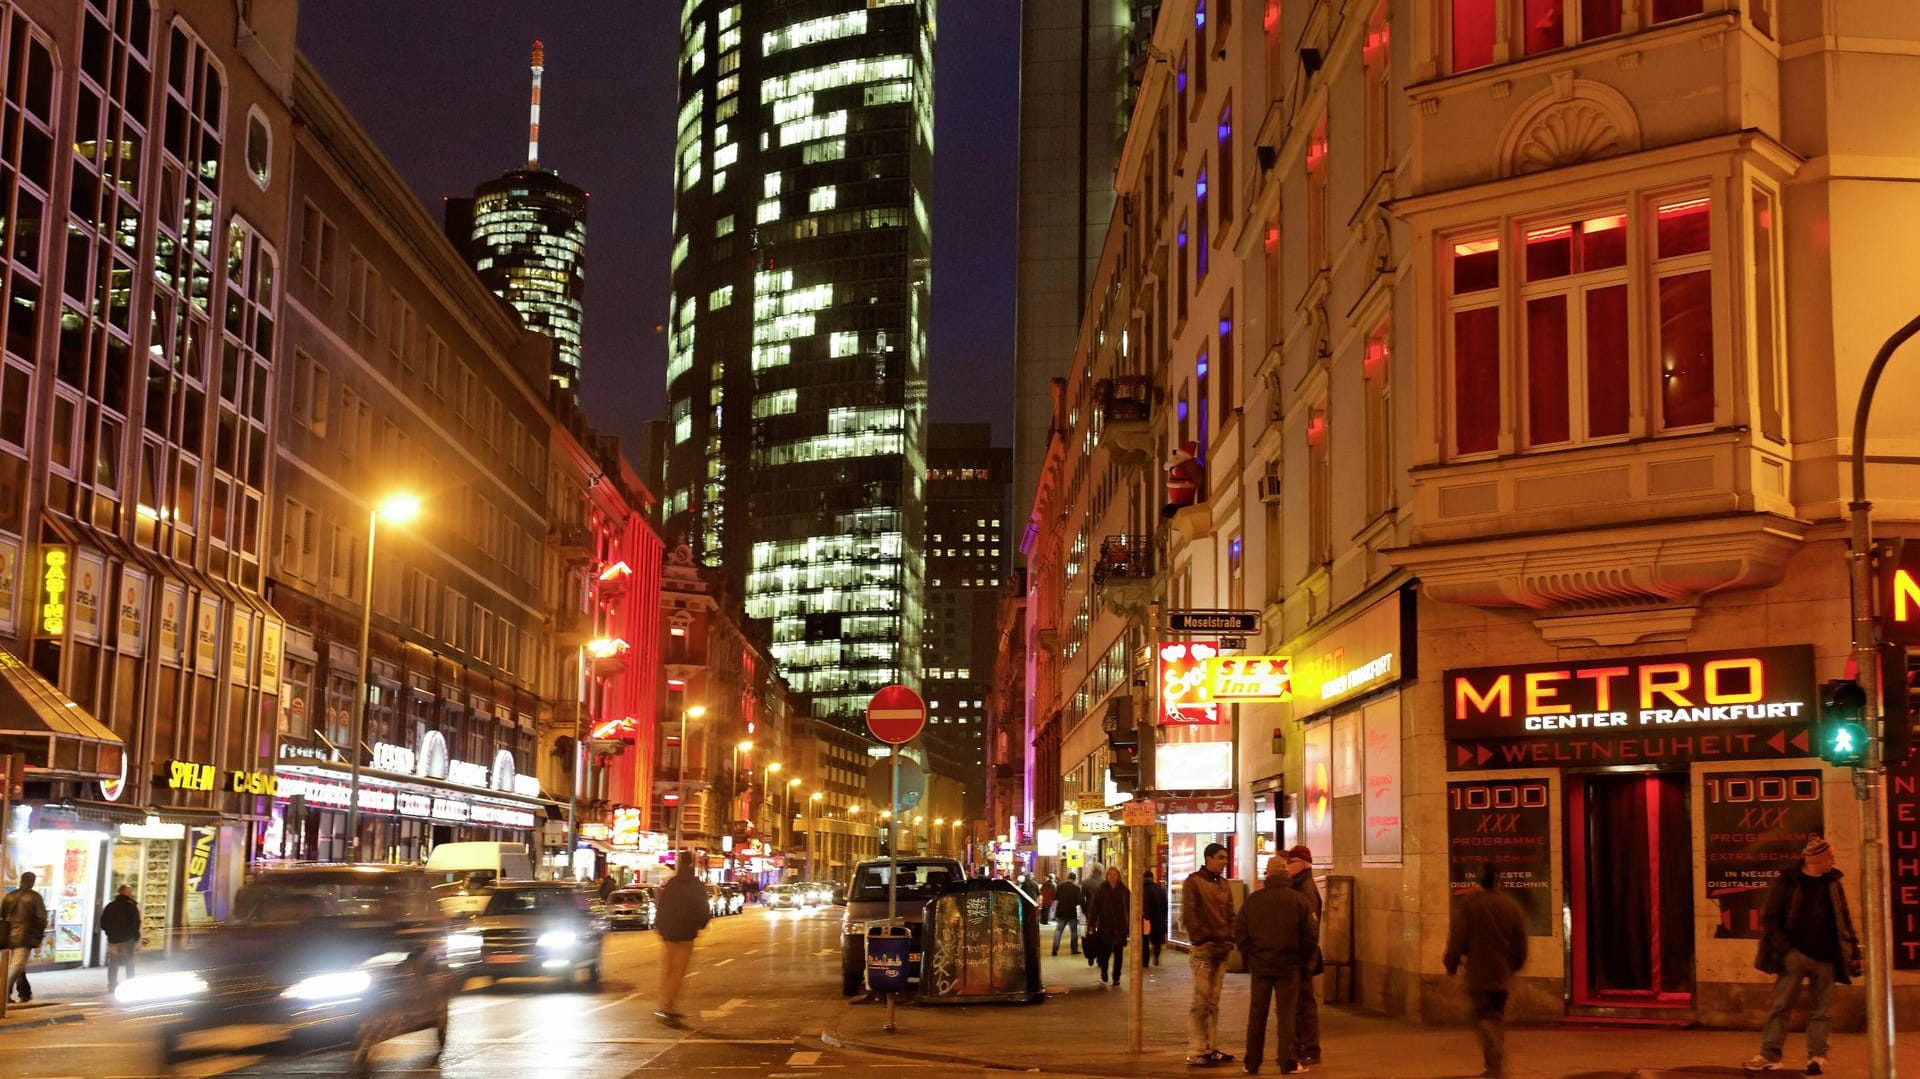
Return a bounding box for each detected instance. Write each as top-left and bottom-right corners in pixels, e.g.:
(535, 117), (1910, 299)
(1020, 0), (1920, 1028)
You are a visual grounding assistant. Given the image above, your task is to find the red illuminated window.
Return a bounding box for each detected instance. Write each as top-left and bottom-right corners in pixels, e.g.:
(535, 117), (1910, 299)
(1652, 0), (1705, 23)
(1451, 0), (1495, 72)
(1521, 211), (1629, 447)
(1449, 236), (1501, 456)
(1655, 196), (1714, 429)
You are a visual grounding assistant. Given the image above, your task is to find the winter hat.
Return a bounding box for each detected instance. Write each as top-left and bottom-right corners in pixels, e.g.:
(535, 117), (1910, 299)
(1803, 835), (1832, 858)
(1286, 845), (1313, 862)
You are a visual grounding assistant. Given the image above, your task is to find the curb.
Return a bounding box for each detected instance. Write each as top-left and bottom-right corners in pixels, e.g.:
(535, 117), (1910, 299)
(819, 1026), (1113, 1076)
(0, 1007), (84, 1034)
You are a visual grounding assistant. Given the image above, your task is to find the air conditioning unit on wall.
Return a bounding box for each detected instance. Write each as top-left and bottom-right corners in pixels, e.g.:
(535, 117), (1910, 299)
(1258, 475), (1283, 503)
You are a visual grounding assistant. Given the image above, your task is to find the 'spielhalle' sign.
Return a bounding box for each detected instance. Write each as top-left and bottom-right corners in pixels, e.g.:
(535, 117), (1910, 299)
(1445, 646), (1817, 771)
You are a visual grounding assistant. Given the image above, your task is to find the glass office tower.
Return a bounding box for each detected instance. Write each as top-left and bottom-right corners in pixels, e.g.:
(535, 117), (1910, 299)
(666, 0), (934, 729)
(462, 170), (588, 396)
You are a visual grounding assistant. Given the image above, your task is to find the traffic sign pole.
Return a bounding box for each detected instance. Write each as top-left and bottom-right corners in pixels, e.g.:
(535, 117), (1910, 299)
(866, 685), (924, 1035)
(886, 744), (899, 1033)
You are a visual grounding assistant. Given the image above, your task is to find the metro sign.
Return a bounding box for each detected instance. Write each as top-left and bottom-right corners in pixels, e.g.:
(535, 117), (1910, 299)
(1883, 551), (1920, 644)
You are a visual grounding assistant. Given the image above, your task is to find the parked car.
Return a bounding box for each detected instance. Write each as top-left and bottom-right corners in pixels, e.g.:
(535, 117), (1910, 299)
(454, 881), (606, 985)
(706, 883), (744, 916)
(114, 864), (458, 1077)
(605, 887), (655, 929)
(838, 857), (965, 995)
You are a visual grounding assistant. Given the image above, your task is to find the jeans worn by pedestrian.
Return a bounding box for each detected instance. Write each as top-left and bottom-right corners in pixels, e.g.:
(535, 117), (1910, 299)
(106, 939), (137, 993)
(1294, 971), (1321, 1061)
(1052, 916), (1080, 955)
(1188, 946), (1229, 1057)
(1757, 948), (1837, 1063)
(1470, 990), (1511, 1077)
(1244, 967), (1302, 1074)
(3, 946), (30, 1002)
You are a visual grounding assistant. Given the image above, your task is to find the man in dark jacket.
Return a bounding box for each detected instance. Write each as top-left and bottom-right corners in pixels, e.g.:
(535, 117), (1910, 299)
(1141, 869), (1168, 966)
(1284, 846), (1324, 1065)
(1051, 872), (1085, 956)
(597, 872), (618, 905)
(1, 871), (47, 1004)
(653, 856), (712, 1026)
(1182, 842), (1236, 1067)
(1235, 856), (1318, 1075)
(1744, 835), (1861, 1075)
(1445, 863), (1530, 1079)
(98, 885), (142, 992)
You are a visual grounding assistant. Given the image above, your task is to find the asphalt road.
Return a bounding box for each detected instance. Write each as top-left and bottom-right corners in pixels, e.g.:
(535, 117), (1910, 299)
(0, 902), (960, 1079)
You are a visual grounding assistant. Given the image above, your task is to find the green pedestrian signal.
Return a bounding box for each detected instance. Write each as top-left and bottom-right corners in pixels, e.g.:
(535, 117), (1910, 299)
(1818, 679), (1869, 767)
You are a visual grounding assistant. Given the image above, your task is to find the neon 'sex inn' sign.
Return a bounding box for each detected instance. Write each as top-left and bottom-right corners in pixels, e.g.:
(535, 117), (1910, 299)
(1445, 646), (1817, 739)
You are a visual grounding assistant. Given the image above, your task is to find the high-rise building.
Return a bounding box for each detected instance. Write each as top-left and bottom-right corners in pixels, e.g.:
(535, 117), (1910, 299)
(665, 2), (935, 730)
(922, 424), (1009, 803)
(448, 42), (589, 398)
(1013, 2), (1154, 545)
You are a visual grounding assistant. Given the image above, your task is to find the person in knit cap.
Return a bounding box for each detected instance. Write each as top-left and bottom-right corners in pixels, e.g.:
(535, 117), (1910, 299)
(1743, 834), (1862, 1075)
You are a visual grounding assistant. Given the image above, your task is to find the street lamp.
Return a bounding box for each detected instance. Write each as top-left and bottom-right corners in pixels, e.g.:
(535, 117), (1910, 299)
(807, 791), (824, 882)
(672, 703), (707, 863)
(346, 493), (420, 863)
(785, 777), (801, 878)
(565, 635), (621, 879)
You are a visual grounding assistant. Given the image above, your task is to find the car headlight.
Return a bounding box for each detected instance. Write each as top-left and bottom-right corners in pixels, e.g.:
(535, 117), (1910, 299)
(114, 970), (208, 1005)
(536, 930), (577, 951)
(448, 932), (482, 954)
(282, 970), (373, 1002)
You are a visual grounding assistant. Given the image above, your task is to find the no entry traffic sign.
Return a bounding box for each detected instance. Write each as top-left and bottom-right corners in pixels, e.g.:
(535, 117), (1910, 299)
(867, 684), (927, 745)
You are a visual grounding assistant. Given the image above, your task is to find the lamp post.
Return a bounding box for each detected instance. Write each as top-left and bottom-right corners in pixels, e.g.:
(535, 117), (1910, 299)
(727, 741), (752, 881)
(764, 762), (782, 856)
(807, 791), (823, 882)
(672, 704), (706, 864)
(934, 818), (946, 854)
(785, 777), (800, 879)
(566, 636), (620, 879)
(346, 493), (420, 864)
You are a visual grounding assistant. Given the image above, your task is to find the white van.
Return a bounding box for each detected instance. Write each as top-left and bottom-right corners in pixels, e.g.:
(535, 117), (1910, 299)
(426, 841), (535, 917)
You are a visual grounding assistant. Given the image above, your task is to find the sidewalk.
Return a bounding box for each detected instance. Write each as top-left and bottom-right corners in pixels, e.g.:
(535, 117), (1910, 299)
(822, 946), (1906, 1078)
(0, 963), (110, 1033)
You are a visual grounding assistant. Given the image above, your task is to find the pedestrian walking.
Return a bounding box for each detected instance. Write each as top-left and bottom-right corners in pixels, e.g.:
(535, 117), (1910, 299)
(653, 854), (713, 1026)
(99, 885), (142, 994)
(1142, 868), (1168, 966)
(1236, 856), (1318, 1075)
(1444, 863), (1530, 1079)
(1, 871), (47, 1004)
(1087, 866), (1131, 985)
(1039, 874), (1057, 925)
(1051, 872), (1085, 955)
(1284, 846), (1324, 1066)
(1743, 835), (1862, 1075)
(1182, 842), (1237, 1067)
(597, 871), (618, 905)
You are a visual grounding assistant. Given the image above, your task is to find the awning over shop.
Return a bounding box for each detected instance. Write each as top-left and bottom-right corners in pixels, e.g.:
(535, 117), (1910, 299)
(0, 645), (124, 781)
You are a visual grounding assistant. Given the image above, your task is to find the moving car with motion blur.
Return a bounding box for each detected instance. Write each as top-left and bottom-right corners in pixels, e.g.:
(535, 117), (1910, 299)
(451, 881), (605, 984)
(114, 865), (457, 1077)
(604, 887), (655, 929)
(764, 884), (803, 910)
(705, 883), (744, 916)
(838, 857), (965, 995)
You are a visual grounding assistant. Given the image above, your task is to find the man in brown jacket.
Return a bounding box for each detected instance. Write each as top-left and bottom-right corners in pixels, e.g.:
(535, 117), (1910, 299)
(1234, 856), (1318, 1075)
(1444, 864), (1530, 1079)
(1182, 842), (1236, 1067)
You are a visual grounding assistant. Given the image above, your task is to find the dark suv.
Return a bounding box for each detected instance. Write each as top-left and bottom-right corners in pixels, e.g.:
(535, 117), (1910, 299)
(455, 881), (606, 984)
(838, 857), (965, 995)
(114, 865), (456, 1076)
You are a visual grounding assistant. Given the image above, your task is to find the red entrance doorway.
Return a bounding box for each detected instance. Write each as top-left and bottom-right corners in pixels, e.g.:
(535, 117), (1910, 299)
(1567, 771), (1694, 1010)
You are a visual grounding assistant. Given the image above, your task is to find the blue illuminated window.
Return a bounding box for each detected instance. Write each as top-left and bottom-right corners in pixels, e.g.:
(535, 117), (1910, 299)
(1196, 1), (1206, 27)
(1177, 399), (1190, 421)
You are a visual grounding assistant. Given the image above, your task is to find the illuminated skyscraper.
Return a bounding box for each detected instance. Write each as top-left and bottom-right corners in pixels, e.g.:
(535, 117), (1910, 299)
(666, 2), (934, 730)
(451, 42), (589, 396)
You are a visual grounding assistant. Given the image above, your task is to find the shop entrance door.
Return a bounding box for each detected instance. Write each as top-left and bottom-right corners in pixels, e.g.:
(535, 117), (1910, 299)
(1568, 771), (1693, 1010)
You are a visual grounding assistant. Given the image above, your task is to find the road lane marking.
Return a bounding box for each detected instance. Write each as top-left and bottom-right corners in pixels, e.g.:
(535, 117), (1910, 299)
(467, 1037), (795, 1045)
(788, 1050), (823, 1065)
(714, 956), (735, 965)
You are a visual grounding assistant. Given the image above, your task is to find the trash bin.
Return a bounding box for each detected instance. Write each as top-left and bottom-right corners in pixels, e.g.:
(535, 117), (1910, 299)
(917, 878), (1043, 1004)
(865, 924), (914, 993)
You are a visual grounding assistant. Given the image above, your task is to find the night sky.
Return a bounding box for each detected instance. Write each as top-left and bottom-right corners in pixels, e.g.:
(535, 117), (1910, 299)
(298, 3), (1020, 460)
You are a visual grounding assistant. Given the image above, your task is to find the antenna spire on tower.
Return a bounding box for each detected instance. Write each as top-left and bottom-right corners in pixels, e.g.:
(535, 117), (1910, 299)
(527, 39), (545, 170)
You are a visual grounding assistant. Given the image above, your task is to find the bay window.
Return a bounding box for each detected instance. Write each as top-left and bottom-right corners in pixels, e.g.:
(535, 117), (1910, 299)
(1442, 191), (1718, 460)
(1449, 0), (1630, 74)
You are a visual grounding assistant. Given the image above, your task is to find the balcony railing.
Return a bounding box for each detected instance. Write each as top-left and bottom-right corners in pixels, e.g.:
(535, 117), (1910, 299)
(549, 523), (593, 557)
(1096, 376), (1157, 463)
(1094, 534), (1155, 618)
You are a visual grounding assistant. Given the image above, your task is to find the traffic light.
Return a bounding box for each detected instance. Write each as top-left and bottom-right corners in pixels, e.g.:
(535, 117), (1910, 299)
(1818, 679), (1869, 767)
(1883, 643), (1917, 766)
(1108, 726), (1141, 793)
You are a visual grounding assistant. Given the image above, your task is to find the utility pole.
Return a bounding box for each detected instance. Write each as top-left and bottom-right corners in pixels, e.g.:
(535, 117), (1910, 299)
(1128, 598), (1161, 1054)
(1842, 312), (1920, 1079)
